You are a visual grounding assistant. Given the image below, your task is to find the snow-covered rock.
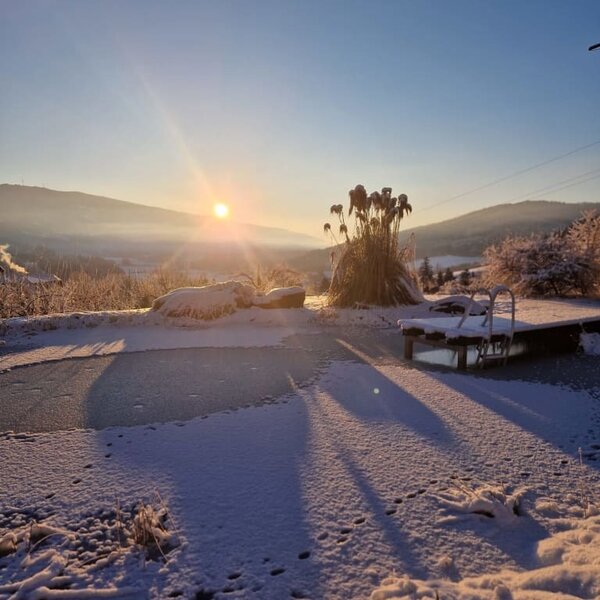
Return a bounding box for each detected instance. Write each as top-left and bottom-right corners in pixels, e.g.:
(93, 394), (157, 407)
(151, 283), (306, 319)
(151, 281), (255, 320)
(253, 286), (306, 309)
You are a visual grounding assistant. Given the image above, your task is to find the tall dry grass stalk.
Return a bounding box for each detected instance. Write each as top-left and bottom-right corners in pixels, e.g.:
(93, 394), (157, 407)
(325, 185), (422, 307)
(0, 270), (209, 318)
(237, 264), (303, 293)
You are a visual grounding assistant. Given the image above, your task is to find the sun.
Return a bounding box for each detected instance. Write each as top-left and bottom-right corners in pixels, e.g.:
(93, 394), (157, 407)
(213, 202), (230, 219)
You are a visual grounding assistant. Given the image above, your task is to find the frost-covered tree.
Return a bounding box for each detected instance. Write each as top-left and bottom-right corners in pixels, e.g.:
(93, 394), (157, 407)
(484, 211), (600, 297)
(458, 268), (472, 287)
(443, 267), (455, 283)
(436, 269), (445, 288)
(418, 257), (435, 291)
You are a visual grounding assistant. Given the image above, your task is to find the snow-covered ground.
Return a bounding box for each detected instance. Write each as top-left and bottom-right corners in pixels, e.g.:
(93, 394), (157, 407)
(0, 297), (434, 372)
(1, 297), (600, 598)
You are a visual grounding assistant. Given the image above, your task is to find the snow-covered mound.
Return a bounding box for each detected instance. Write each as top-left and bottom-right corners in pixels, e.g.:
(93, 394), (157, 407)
(152, 282), (307, 319)
(429, 295), (488, 316)
(253, 286), (306, 309)
(371, 514), (600, 599)
(152, 281), (256, 319)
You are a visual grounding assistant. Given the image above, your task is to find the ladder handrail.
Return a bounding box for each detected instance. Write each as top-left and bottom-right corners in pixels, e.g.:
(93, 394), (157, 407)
(485, 284), (516, 344)
(457, 285), (516, 368)
(457, 287), (492, 331)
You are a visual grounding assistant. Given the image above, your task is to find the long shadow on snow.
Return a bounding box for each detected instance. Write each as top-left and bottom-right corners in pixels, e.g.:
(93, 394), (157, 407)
(88, 375), (324, 599)
(428, 364), (600, 469)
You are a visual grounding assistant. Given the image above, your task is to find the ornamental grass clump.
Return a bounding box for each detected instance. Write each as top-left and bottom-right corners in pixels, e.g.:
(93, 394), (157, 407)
(324, 185), (422, 307)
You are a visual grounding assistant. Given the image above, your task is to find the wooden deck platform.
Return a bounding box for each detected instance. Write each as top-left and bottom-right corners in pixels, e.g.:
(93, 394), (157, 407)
(400, 305), (600, 370)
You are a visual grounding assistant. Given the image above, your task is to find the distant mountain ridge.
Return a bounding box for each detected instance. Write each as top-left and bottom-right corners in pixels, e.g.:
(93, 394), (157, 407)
(290, 200), (600, 272)
(402, 200), (599, 257)
(0, 185), (323, 253)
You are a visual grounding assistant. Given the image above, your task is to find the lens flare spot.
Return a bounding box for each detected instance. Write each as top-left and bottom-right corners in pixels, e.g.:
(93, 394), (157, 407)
(213, 203), (230, 219)
(373, 388), (380, 395)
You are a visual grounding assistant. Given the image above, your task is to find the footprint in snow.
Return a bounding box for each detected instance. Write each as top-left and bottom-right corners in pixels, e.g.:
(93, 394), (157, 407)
(353, 516), (366, 524)
(271, 567), (285, 576)
(298, 551), (310, 560)
(385, 508), (397, 516)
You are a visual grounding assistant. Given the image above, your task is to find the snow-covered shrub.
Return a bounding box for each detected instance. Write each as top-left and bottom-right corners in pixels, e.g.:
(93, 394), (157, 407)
(484, 211), (600, 297)
(568, 210), (600, 294)
(132, 503), (178, 560)
(324, 185), (422, 307)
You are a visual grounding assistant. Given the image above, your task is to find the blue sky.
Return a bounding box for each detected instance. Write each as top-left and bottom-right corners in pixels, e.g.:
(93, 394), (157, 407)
(1, 0), (599, 236)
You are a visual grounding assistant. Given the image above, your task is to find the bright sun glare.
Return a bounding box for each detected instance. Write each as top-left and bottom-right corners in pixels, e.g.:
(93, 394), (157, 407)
(213, 203), (230, 219)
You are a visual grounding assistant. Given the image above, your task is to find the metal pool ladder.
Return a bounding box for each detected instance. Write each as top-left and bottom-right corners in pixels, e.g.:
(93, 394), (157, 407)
(458, 285), (516, 368)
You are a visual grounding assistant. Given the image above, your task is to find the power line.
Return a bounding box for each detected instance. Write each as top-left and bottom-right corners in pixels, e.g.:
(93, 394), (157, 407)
(508, 166), (600, 203)
(417, 138), (600, 213)
(514, 170), (600, 202)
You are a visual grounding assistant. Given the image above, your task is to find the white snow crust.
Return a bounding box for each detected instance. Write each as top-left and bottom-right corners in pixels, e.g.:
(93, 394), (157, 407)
(2, 358), (600, 598)
(2, 296), (600, 596)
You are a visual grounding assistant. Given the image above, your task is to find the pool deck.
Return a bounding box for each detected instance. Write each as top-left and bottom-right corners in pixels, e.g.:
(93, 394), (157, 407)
(399, 299), (600, 370)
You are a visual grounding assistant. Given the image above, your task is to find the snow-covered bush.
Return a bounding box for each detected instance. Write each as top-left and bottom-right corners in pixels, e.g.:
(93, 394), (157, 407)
(484, 211), (600, 297)
(324, 185), (422, 307)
